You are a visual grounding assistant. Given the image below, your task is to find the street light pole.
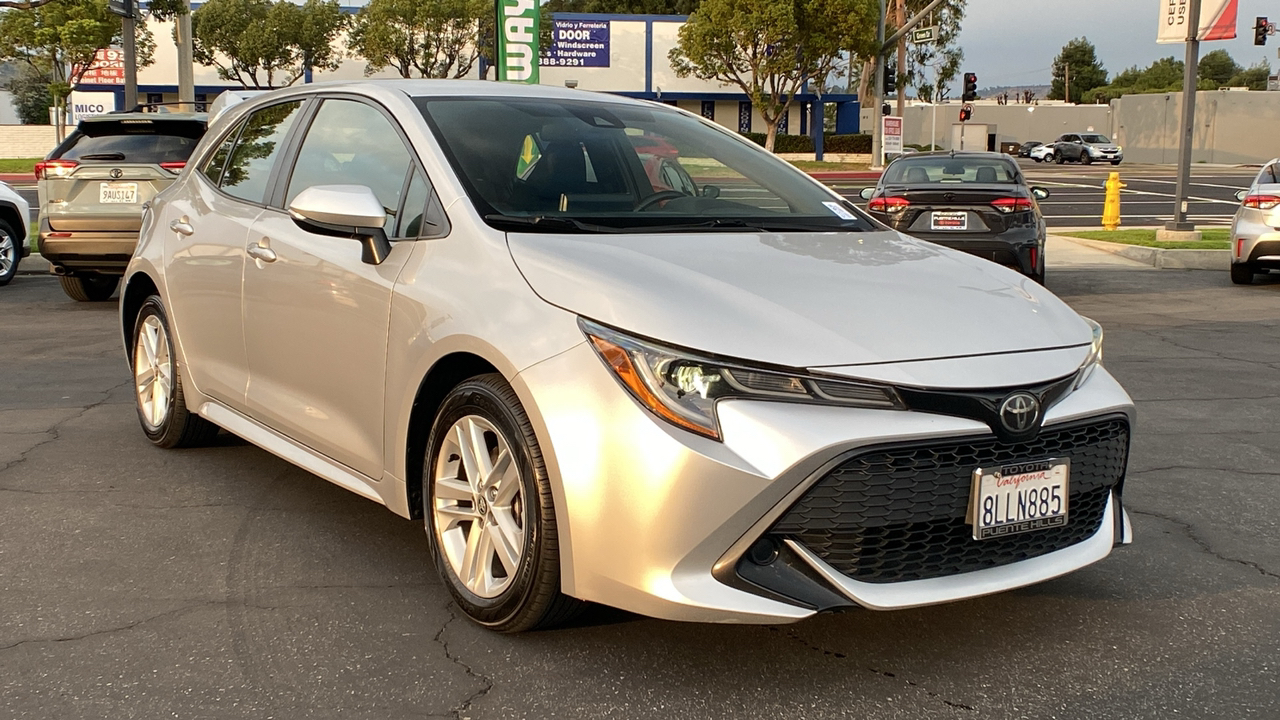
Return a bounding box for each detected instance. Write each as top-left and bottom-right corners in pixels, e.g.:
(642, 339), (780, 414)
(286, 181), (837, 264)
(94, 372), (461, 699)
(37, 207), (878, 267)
(870, 0), (886, 168)
(176, 0), (195, 110)
(1169, 0), (1203, 231)
(122, 12), (137, 111)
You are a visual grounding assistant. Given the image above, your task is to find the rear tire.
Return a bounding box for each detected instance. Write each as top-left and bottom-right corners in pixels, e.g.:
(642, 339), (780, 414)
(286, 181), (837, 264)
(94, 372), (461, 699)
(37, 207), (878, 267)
(1230, 262), (1255, 285)
(59, 274), (119, 302)
(424, 374), (585, 633)
(0, 221), (18, 286)
(1082, 154), (1093, 165)
(131, 295), (220, 448)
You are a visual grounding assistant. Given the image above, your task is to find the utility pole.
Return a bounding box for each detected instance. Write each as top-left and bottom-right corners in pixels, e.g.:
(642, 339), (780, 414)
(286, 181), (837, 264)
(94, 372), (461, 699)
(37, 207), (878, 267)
(1064, 62), (1070, 104)
(1169, 0), (1204, 232)
(870, 0), (886, 168)
(123, 15), (137, 111)
(176, 0), (195, 110)
(894, 0), (906, 118)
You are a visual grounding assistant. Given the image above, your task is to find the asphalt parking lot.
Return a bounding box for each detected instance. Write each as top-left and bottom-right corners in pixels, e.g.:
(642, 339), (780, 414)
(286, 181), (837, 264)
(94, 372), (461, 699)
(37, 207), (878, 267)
(2, 265), (1279, 719)
(825, 160), (1253, 229)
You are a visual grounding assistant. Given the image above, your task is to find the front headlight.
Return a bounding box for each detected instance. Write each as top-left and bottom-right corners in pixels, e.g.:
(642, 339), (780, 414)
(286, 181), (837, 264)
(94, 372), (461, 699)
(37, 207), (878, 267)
(582, 320), (903, 440)
(1075, 317), (1104, 389)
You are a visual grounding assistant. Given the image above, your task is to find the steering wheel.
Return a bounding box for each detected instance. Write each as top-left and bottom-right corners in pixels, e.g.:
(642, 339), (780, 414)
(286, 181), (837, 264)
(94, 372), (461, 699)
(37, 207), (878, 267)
(636, 190), (689, 211)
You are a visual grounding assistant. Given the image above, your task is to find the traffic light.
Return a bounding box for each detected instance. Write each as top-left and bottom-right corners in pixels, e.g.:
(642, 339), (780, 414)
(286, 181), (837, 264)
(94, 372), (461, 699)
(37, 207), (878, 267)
(1255, 17), (1269, 46)
(962, 72), (978, 102)
(883, 64), (897, 95)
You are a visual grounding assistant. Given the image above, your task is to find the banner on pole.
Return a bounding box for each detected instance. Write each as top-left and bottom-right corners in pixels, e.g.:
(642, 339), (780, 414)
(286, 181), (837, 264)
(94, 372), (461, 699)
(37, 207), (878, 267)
(496, 0), (540, 83)
(1158, 0), (1238, 43)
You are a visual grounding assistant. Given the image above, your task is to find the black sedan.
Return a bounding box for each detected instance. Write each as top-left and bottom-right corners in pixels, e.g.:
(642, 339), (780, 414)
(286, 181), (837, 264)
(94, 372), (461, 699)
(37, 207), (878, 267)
(1016, 141), (1043, 157)
(860, 151), (1051, 283)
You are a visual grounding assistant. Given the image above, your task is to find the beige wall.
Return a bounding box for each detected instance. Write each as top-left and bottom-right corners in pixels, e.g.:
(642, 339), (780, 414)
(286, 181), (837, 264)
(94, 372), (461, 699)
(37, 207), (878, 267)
(0, 125), (59, 159)
(899, 103), (1113, 150)
(1110, 90), (1280, 165)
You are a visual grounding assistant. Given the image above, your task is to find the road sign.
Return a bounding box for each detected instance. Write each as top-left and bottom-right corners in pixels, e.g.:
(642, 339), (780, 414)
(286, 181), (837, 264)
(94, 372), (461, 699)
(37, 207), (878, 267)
(107, 0), (134, 18)
(882, 115), (903, 157)
(911, 26), (937, 44)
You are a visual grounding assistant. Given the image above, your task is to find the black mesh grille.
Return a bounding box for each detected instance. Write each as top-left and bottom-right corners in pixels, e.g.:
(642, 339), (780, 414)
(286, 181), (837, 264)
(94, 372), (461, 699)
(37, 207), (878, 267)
(770, 417), (1129, 584)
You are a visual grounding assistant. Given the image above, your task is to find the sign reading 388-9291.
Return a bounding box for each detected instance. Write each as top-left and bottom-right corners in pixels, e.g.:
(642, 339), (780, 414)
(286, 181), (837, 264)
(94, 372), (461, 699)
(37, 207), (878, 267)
(542, 20), (610, 68)
(496, 0), (540, 83)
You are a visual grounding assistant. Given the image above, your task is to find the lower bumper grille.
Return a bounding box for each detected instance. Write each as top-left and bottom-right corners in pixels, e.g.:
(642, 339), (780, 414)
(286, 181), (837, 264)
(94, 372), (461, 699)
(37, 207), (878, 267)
(770, 417), (1129, 584)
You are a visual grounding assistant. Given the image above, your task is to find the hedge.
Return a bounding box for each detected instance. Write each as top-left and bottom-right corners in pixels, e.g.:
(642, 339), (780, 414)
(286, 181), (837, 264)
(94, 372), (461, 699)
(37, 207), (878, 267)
(739, 132), (872, 154)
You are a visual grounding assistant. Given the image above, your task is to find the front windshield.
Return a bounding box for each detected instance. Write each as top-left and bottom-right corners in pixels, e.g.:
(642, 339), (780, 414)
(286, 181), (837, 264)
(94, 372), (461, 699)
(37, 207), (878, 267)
(414, 96), (874, 232)
(882, 156), (1019, 184)
(1081, 134), (1111, 143)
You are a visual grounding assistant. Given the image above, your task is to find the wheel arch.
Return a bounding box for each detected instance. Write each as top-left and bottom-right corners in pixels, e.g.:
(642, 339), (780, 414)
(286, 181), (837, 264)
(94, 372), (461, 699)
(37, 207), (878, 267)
(121, 271), (160, 358)
(403, 351), (502, 520)
(0, 201), (26, 241)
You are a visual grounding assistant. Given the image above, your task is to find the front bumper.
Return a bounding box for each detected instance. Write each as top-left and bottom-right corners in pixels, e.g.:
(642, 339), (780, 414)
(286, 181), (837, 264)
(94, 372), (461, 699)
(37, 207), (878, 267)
(1089, 150), (1123, 163)
(515, 342), (1135, 624)
(37, 217), (138, 275)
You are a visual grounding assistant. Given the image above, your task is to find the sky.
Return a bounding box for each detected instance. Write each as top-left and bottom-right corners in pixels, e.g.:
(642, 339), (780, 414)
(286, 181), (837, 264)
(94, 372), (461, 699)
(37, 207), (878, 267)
(955, 0), (1277, 90)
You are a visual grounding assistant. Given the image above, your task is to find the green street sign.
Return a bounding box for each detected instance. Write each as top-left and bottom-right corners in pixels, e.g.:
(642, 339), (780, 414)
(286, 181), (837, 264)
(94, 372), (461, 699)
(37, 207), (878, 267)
(911, 26), (937, 44)
(496, 0), (540, 84)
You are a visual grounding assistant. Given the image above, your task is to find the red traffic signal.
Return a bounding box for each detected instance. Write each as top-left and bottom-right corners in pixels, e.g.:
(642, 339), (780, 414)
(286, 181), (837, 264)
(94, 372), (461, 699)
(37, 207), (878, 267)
(962, 73), (978, 102)
(1256, 17), (1269, 46)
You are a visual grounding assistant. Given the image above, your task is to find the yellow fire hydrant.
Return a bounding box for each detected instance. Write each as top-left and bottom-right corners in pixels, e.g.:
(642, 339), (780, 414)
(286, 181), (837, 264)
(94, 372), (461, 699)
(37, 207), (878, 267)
(1102, 172), (1126, 230)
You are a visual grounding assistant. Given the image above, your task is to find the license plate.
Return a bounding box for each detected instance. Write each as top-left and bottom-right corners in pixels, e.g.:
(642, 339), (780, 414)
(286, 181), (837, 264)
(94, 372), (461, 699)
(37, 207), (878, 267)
(100, 182), (138, 204)
(931, 211), (967, 230)
(970, 458), (1070, 540)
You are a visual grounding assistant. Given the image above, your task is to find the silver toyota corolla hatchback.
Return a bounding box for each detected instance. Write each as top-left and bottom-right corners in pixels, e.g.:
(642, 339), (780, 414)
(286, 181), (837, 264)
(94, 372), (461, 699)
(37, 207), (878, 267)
(121, 81), (1135, 632)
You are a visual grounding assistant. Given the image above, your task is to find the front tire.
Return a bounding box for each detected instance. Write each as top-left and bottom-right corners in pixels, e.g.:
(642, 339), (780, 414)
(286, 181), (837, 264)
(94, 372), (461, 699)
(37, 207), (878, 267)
(59, 274), (119, 302)
(1053, 153), (1063, 164)
(1230, 262), (1255, 285)
(132, 296), (220, 448)
(1082, 153), (1093, 165)
(0, 221), (18, 286)
(424, 374), (584, 632)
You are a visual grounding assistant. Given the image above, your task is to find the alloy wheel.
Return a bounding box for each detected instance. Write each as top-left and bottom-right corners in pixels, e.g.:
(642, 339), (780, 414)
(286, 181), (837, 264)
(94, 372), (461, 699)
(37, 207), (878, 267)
(433, 415), (527, 599)
(134, 314), (173, 429)
(0, 233), (13, 275)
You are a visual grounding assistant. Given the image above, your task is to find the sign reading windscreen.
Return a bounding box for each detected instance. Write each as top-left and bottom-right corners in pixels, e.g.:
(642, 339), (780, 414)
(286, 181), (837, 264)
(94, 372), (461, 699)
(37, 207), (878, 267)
(542, 19), (610, 67)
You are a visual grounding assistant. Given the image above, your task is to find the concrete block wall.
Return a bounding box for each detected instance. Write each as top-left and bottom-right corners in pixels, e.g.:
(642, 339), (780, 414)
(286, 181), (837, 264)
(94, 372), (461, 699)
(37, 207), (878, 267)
(1110, 90), (1280, 165)
(899, 103), (1112, 151)
(0, 125), (58, 159)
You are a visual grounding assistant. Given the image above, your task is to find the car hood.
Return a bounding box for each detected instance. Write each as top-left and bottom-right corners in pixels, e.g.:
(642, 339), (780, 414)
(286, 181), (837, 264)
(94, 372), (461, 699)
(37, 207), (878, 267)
(507, 229), (1092, 369)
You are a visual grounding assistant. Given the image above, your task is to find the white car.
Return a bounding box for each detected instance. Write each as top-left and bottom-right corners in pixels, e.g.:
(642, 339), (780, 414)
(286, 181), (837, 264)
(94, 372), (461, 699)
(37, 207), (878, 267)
(1029, 143), (1056, 163)
(120, 80), (1135, 632)
(1230, 159), (1280, 284)
(0, 181), (31, 286)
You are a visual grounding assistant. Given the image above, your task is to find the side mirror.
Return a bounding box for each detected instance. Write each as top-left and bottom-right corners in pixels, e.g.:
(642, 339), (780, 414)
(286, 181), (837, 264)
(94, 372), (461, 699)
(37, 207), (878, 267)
(1235, 189), (1248, 202)
(288, 184), (391, 265)
(859, 187), (876, 200)
(701, 185), (721, 199)
(1031, 186), (1050, 200)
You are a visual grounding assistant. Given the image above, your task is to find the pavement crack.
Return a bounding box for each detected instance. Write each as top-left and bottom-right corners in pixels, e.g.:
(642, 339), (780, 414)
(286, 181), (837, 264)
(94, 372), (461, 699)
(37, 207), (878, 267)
(1128, 507), (1279, 581)
(0, 603), (207, 652)
(769, 627), (977, 713)
(1130, 464), (1280, 478)
(435, 602), (494, 720)
(0, 379), (132, 479)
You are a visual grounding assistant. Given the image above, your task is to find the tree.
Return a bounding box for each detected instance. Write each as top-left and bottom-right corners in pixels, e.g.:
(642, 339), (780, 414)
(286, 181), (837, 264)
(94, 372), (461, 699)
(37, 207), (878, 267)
(669, 0), (876, 151)
(1226, 60), (1271, 90)
(1198, 49), (1240, 87)
(904, 0), (964, 103)
(0, 0), (153, 133)
(6, 63), (54, 124)
(192, 0), (347, 89)
(349, 0), (489, 78)
(543, 0), (701, 12)
(1049, 37), (1107, 104)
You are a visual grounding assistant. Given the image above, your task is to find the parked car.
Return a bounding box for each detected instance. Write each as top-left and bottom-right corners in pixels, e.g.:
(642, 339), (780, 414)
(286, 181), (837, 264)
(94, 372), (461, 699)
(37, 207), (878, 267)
(36, 111), (207, 301)
(1029, 143), (1056, 163)
(1229, 159), (1280, 284)
(1017, 141), (1043, 158)
(121, 81), (1133, 632)
(860, 151), (1050, 283)
(0, 181), (31, 287)
(1051, 133), (1122, 165)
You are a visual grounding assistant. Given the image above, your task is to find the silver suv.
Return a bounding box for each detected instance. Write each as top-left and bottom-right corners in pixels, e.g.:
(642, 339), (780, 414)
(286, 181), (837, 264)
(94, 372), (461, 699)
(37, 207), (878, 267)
(1052, 133), (1122, 165)
(37, 112), (206, 301)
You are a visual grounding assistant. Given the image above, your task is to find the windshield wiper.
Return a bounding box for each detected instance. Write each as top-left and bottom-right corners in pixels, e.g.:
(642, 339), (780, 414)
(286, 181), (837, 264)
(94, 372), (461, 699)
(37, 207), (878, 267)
(78, 152), (127, 161)
(484, 214), (614, 233)
(638, 218), (866, 233)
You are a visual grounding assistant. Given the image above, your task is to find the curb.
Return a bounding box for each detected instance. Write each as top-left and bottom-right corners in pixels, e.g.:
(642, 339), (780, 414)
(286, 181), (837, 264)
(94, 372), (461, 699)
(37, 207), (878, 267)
(0, 173), (36, 184)
(1061, 236), (1229, 270)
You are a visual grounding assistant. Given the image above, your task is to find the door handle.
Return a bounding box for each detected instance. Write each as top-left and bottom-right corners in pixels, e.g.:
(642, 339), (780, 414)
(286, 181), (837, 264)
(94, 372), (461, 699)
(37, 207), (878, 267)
(246, 243), (277, 263)
(169, 218), (194, 236)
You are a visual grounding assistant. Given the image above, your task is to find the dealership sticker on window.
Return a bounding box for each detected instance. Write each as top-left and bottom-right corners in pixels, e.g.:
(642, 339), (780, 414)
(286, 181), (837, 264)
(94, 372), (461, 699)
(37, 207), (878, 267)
(823, 201), (856, 220)
(516, 134), (542, 180)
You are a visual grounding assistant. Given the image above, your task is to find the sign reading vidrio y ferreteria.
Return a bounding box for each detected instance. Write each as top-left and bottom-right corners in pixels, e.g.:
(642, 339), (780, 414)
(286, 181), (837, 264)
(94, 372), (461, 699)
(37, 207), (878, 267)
(1157, 0), (1238, 43)
(496, 0), (540, 83)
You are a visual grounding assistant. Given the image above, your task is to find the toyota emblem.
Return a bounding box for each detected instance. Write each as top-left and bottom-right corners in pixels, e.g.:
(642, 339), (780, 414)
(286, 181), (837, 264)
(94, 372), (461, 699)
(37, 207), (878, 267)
(998, 392), (1040, 434)
(109, 168), (123, 179)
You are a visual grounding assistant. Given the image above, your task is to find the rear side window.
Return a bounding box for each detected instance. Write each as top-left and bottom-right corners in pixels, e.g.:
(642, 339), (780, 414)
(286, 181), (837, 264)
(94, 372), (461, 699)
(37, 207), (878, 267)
(57, 124), (204, 164)
(200, 122), (242, 186)
(220, 101), (304, 204)
(1261, 165), (1280, 184)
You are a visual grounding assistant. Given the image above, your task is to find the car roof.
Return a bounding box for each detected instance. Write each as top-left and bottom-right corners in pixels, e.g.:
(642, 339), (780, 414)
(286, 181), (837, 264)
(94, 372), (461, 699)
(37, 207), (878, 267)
(236, 78), (662, 110)
(82, 111), (207, 123)
(895, 151), (1013, 159)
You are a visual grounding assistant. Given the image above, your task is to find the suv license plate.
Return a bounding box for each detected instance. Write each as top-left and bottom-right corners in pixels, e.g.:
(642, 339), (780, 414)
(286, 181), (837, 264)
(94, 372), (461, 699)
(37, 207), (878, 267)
(931, 211), (967, 230)
(970, 458), (1070, 540)
(100, 182), (138, 204)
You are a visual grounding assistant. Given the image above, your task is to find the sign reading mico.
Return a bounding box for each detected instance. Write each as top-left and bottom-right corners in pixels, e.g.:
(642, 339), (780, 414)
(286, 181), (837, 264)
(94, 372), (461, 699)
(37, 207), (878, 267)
(496, 0), (539, 83)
